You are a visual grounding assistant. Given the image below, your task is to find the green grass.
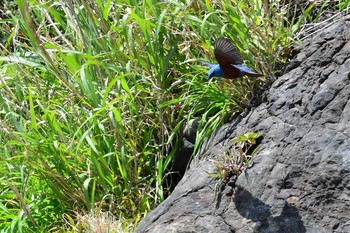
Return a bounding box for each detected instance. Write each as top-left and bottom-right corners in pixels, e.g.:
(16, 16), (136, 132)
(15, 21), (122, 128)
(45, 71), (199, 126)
(0, 0), (348, 232)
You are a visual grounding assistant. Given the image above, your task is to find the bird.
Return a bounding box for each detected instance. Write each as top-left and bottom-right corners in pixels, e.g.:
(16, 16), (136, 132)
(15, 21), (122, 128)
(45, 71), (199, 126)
(201, 38), (264, 79)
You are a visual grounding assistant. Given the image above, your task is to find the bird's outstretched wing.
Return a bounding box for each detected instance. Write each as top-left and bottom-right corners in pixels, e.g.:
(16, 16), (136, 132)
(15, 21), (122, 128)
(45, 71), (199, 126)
(214, 38), (243, 66)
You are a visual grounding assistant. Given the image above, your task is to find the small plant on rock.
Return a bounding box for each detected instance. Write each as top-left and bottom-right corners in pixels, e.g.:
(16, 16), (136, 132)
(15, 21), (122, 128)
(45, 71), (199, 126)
(210, 132), (263, 188)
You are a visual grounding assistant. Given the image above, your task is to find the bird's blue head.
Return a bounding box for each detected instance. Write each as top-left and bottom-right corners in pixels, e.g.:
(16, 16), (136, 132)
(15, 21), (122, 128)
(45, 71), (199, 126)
(208, 65), (224, 79)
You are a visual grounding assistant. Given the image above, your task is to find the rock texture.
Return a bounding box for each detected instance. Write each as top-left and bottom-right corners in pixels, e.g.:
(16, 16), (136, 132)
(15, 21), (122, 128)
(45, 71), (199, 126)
(137, 15), (350, 233)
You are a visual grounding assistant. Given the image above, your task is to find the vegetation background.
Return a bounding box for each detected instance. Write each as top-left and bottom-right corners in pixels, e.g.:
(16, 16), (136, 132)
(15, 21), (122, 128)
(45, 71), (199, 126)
(0, 0), (349, 232)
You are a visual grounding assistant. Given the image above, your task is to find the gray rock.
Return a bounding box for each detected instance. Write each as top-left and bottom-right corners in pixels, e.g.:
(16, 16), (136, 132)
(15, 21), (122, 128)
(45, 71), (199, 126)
(137, 15), (350, 233)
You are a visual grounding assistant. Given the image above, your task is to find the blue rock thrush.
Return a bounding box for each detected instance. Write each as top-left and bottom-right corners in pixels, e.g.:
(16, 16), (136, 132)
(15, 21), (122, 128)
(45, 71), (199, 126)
(201, 38), (264, 79)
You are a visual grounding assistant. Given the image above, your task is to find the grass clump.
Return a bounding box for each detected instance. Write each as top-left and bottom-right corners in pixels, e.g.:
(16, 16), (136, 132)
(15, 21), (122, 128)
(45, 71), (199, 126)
(210, 132), (263, 185)
(0, 0), (348, 232)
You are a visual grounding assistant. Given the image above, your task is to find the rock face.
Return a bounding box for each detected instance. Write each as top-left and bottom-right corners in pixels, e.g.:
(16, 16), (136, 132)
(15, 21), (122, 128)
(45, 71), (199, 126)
(137, 15), (350, 233)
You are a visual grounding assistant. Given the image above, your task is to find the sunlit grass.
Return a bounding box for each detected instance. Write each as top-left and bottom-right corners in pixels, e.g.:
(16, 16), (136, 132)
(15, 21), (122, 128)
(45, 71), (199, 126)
(0, 0), (348, 232)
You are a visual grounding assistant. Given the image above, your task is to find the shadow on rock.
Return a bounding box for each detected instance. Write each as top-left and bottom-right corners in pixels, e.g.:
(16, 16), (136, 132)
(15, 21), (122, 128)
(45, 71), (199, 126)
(234, 186), (306, 233)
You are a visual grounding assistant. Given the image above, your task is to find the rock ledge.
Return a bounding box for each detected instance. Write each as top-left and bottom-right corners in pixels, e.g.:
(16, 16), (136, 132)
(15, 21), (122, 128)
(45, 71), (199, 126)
(137, 15), (350, 233)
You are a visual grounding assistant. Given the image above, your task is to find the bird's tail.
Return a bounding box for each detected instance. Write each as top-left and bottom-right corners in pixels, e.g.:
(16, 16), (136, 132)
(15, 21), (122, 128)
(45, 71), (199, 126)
(245, 71), (264, 78)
